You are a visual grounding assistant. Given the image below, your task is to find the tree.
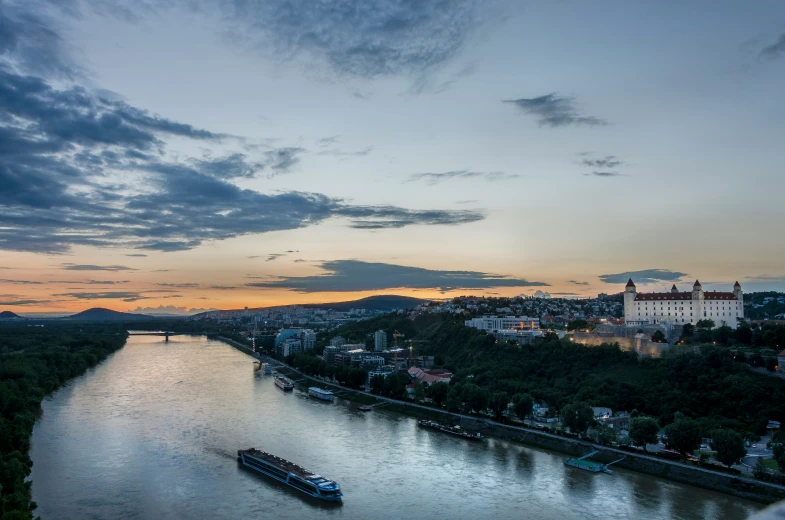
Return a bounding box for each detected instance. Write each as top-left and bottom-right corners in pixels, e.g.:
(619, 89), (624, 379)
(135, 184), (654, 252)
(413, 382), (425, 403)
(595, 425), (618, 446)
(753, 457), (768, 480)
(561, 403), (594, 436)
(681, 323), (694, 338)
(468, 386), (489, 414)
(664, 412), (702, 457)
(512, 393), (534, 421)
(773, 433), (785, 473)
(489, 391), (510, 421)
(629, 416), (659, 451)
(696, 319), (716, 329)
(429, 382), (450, 408)
(567, 319), (589, 331)
(651, 330), (666, 343)
(710, 429), (746, 468)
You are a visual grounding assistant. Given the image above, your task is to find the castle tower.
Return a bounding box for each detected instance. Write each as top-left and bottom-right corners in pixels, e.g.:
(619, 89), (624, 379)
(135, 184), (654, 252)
(624, 278), (636, 322)
(692, 280), (704, 319)
(733, 281), (742, 301)
(671, 284), (678, 293)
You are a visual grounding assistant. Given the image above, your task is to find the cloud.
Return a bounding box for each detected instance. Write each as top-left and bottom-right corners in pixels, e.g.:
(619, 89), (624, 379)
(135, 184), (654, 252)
(61, 264), (136, 271)
(200, 0), (483, 78)
(760, 33), (785, 59)
(503, 94), (607, 127)
(0, 298), (50, 305)
(245, 259), (548, 293)
(125, 253), (148, 257)
(266, 254), (284, 262)
(0, 279), (43, 284)
(155, 282), (200, 288)
(532, 290), (551, 298)
(552, 292), (578, 296)
(583, 171), (625, 177)
(131, 305), (215, 315)
(455, 199), (478, 204)
(581, 156), (622, 169)
(54, 291), (147, 302)
(209, 285), (237, 290)
(408, 170), (519, 186)
(568, 280), (590, 286)
(0, 62), (484, 254)
(599, 269), (688, 284)
(0, 2), (79, 78)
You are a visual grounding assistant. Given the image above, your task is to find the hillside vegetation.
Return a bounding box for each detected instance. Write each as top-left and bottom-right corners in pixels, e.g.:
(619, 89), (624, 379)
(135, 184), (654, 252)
(330, 315), (785, 436)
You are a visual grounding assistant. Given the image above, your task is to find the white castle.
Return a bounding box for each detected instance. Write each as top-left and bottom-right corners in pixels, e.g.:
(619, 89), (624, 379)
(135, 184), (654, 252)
(623, 279), (743, 329)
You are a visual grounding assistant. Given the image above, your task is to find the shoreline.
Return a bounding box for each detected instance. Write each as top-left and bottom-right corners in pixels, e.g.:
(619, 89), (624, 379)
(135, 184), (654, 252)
(215, 337), (785, 505)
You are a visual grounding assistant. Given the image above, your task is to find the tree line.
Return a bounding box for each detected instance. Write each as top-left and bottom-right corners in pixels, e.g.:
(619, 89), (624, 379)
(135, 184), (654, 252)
(0, 323), (128, 519)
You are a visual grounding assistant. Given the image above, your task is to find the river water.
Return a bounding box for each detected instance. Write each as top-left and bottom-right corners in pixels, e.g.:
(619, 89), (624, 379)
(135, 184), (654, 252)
(30, 335), (761, 520)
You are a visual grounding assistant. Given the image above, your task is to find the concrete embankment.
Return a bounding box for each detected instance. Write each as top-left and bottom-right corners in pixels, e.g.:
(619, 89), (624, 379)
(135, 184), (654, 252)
(460, 417), (785, 504)
(215, 337), (785, 504)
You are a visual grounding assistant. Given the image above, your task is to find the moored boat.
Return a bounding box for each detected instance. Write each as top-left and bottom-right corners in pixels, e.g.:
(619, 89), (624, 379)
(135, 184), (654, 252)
(308, 387), (334, 401)
(237, 448), (343, 502)
(417, 419), (483, 440)
(274, 375), (294, 391)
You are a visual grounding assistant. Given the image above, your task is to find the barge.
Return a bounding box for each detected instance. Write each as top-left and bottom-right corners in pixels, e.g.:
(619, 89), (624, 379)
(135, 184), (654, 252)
(417, 419), (483, 440)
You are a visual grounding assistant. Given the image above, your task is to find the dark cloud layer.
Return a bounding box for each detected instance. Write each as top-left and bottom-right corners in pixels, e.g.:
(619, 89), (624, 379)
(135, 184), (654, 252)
(584, 171), (624, 177)
(206, 0), (482, 77)
(582, 156), (622, 169)
(408, 170), (519, 186)
(0, 65), (483, 253)
(246, 259), (548, 293)
(47, 0), (483, 79)
(503, 94), (607, 127)
(61, 264), (136, 271)
(760, 33), (785, 59)
(568, 280), (589, 285)
(599, 269), (688, 284)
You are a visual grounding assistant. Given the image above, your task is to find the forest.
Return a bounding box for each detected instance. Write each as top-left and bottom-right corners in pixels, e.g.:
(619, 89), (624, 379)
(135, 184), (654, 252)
(0, 323), (128, 520)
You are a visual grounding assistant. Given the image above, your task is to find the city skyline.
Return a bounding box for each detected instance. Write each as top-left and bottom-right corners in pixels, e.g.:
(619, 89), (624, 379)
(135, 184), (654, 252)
(2, 1), (785, 313)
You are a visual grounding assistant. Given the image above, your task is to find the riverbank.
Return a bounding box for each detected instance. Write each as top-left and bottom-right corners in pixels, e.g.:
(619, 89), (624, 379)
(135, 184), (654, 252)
(1, 325), (129, 518)
(216, 337), (785, 504)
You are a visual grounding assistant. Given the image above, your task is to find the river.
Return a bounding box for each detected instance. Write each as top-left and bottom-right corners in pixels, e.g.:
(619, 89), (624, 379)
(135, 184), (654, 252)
(30, 335), (761, 519)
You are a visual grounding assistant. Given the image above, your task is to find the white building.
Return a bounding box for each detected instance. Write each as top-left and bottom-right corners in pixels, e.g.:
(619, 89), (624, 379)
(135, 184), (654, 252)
(374, 330), (387, 352)
(492, 329), (545, 345)
(464, 315), (540, 332)
(624, 279), (743, 329)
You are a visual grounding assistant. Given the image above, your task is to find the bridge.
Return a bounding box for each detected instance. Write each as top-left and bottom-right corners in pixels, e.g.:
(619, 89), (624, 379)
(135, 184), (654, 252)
(126, 331), (221, 342)
(127, 332), (183, 342)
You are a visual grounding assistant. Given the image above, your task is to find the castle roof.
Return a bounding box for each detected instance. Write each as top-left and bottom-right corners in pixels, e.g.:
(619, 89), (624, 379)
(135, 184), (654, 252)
(734, 281), (741, 288)
(626, 278), (635, 288)
(634, 291), (738, 301)
(693, 280), (702, 288)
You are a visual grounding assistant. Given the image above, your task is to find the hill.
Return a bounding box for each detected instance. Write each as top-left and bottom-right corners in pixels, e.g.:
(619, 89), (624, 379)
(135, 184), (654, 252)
(0, 310), (22, 320)
(65, 308), (155, 321)
(302, 295), (426, 312)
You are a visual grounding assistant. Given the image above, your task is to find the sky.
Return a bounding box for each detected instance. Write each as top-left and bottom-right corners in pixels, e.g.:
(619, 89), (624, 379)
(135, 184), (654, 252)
(1, 0), (785, 314)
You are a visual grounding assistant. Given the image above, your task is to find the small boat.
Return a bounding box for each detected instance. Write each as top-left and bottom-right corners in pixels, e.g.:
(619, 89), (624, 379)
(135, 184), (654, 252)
(358, 405), (373, 412)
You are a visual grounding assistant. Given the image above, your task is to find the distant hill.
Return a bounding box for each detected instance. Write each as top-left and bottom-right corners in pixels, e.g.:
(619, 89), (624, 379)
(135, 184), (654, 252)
(302, 295), (426, 312)
(65, 308), (156, 321)
(0, 310), (22, 320)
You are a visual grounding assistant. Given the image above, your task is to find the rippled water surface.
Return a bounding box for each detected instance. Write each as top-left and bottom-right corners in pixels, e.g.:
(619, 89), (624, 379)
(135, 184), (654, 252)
(30, 335), (761, 519)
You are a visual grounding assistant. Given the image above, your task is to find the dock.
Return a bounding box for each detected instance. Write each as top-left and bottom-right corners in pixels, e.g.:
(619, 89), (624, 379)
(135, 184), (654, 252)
(564, 450), (624, 474)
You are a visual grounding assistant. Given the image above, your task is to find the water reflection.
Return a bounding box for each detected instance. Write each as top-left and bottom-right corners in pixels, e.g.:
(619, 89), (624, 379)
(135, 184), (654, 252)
(29, 336), (761, 520)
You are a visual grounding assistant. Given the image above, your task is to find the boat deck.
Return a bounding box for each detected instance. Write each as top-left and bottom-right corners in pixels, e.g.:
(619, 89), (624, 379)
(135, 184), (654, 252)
(242, 449), (314, 478)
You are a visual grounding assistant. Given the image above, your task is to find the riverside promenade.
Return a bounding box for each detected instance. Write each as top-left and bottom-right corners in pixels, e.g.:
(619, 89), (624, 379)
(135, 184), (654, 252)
(218, 338), (785, 504)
